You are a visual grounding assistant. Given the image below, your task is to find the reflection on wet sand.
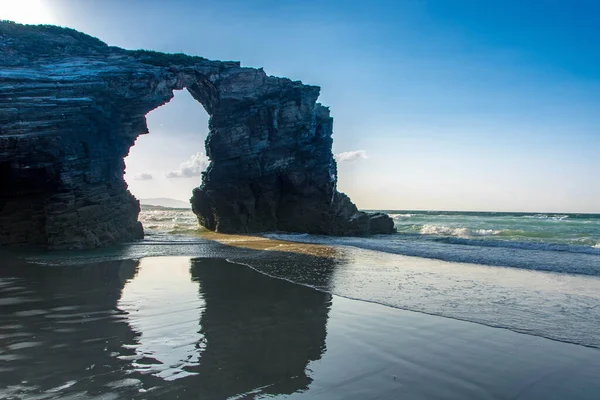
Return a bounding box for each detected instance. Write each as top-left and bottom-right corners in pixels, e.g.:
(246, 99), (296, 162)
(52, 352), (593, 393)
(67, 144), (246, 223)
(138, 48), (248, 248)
(0, 254), (334, 399)
(186, 258), (331, 398)
(117, 257), (206, 382)
(3, 247), (599, 399)
(0, 259), (141, 398)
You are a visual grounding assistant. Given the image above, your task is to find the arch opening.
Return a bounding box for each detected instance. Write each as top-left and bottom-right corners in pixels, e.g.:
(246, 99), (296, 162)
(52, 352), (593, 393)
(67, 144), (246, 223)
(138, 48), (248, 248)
(125, 89), (210, 234)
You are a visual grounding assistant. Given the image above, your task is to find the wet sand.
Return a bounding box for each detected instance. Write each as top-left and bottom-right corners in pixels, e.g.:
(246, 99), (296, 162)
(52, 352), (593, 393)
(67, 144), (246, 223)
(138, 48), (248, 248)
(1, 255), (599, 399)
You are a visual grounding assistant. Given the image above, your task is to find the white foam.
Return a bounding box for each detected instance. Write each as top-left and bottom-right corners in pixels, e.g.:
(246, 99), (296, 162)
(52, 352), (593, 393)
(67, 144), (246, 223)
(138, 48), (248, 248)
(472, 229), (502, 236)
(389, 213), (415, 220)
(420, 225), (470, 238)
(138, 208), (199, 234)
(524, 214), (569, 221)
(418, 225), (501, 238)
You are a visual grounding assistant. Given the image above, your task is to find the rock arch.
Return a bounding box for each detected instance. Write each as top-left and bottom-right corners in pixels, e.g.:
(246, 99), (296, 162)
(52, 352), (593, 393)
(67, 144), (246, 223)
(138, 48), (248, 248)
(0, 21), (393, 249)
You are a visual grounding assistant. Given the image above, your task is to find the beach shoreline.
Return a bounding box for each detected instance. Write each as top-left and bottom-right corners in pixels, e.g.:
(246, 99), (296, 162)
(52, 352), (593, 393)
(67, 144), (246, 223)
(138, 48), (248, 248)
(3, 229), (600, 349)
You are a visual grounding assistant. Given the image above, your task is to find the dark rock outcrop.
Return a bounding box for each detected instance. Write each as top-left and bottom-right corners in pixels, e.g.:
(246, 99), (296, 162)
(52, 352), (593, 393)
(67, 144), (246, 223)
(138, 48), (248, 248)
(0, 21), (394, 249)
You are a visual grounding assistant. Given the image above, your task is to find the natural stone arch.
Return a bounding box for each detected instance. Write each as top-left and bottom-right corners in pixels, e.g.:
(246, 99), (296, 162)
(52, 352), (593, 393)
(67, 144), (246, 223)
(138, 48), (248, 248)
(0, 21), (393, 249)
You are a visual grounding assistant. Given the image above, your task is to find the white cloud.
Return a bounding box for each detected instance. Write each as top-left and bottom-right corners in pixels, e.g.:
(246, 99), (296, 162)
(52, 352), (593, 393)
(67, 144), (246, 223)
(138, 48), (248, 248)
(334, 150), (368, 162)
(133, 172), (153, 180)
(166, 152), (210, 178)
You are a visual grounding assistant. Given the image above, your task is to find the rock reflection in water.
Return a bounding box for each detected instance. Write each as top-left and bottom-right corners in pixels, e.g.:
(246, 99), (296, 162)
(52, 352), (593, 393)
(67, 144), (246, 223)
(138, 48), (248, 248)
(0, 259), (141, 398)
(187, 258), (331, 398)
(0, 255), (333, 399)
(117, 257), (206, 382)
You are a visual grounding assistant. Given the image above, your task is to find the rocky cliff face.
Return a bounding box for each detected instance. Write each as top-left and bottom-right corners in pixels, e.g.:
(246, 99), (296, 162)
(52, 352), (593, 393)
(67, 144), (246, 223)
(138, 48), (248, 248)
(0, 21), (393, 249)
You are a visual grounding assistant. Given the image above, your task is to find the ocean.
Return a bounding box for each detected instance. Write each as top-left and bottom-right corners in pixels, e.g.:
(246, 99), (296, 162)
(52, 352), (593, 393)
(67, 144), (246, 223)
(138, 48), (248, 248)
(140, 206), (600, 276)
(133, 206), (600, 348)
(3, 206), (600, 398)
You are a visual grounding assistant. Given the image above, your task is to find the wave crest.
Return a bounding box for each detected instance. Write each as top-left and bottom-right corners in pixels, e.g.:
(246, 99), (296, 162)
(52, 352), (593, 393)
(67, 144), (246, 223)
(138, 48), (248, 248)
(389, 213), (415, 220)
(523, 214), (569, 221)
(419, 224), (500, 238)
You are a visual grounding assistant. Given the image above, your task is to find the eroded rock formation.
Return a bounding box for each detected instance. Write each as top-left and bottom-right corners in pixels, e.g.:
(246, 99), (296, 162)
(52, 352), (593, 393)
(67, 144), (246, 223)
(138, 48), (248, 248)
(0, 21), (394, 249)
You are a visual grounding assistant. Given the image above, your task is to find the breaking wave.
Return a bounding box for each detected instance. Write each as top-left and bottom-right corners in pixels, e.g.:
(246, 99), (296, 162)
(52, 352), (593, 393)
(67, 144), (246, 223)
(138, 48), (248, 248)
(389, 213), (415, 220)
(139, 206), (201, 235)
(524, 214), (570, 221)
(419, 224), (501, 237)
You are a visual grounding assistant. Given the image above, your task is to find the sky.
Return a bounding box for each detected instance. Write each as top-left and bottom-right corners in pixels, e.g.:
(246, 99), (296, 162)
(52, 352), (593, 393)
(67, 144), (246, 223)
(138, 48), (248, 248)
(2, 0), (599, 212)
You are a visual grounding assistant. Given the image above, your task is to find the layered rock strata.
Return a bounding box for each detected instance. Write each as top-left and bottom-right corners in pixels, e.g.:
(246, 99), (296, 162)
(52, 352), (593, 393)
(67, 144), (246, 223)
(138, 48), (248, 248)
(0, 21), (394, 249)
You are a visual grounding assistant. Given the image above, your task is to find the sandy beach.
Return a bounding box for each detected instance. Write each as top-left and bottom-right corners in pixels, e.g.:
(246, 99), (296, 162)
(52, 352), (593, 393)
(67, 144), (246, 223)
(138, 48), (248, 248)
(1, 252), (599, 400)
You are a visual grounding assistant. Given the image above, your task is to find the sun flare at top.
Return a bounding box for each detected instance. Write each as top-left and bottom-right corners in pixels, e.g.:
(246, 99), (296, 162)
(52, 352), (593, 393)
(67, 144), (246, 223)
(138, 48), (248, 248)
(0, 0), (55, 25)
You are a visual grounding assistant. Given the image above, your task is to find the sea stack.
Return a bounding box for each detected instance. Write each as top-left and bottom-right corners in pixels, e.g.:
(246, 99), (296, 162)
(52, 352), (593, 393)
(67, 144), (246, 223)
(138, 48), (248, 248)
(0, 21), (394, 249)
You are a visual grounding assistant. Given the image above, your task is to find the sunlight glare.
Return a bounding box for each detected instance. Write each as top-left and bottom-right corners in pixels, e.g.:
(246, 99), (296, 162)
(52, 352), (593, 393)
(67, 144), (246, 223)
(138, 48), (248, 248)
(0, 0), (55, 25)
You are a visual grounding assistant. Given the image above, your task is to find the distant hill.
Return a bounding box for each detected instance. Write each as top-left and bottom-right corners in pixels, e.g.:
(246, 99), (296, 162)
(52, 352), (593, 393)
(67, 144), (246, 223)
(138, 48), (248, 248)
(139, 198), (190, 208)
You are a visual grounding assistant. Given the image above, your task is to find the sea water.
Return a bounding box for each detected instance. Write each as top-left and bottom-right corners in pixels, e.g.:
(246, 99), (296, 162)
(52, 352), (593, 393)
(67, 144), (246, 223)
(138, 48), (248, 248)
(140, 206), (600, 276)
(268, 210), (600, 276)
(17, 206), (599, 348)
(132, 206), (600, 348)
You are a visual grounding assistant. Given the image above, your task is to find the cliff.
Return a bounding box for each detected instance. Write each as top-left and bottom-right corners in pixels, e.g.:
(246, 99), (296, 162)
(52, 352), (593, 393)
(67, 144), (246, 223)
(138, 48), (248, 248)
(0, 21), (394, 249)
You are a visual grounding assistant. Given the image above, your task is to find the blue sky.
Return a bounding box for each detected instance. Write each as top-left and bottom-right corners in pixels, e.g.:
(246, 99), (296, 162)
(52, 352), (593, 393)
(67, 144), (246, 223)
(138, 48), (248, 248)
(3, 0), (599, 212)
